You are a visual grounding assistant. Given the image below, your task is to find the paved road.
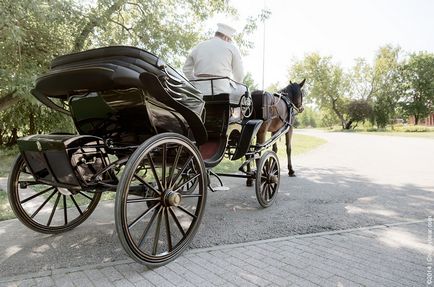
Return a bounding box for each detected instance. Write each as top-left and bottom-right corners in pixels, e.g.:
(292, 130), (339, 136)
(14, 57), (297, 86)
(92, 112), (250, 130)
(1, 220), (430, 287)
(0, 129), (433, 278)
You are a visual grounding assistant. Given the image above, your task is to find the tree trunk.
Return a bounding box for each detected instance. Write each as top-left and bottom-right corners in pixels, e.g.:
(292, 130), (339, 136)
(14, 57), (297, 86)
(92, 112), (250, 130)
(73, 0), (127, 52)
(414, 115), (419, 125)
(7, 128), (18, 147)
(0, 89), (19, 112)
(29, 112), (36, 134)
(344, 120), (353, 130)
(330, 97), (346, 129)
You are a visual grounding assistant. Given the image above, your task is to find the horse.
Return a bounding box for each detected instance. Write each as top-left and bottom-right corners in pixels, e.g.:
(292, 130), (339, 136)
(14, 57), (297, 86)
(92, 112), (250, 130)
(246, 79), (305, 186)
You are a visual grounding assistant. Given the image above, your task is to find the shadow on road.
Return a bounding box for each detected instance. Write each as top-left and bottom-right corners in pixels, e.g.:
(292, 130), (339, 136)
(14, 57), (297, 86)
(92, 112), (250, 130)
(0, 164), (432, 277)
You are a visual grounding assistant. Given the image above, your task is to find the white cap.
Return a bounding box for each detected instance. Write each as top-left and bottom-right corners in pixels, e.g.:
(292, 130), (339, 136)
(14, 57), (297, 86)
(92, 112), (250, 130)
(216, 23), (237, 39)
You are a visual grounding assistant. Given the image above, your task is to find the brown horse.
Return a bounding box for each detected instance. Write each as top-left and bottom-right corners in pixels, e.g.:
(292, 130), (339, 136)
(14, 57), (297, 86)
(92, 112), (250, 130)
(246, 79), (305, 185)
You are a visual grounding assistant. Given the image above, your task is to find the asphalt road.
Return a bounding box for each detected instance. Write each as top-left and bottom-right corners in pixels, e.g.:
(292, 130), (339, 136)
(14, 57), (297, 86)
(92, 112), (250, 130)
(1, 129), (433, 277)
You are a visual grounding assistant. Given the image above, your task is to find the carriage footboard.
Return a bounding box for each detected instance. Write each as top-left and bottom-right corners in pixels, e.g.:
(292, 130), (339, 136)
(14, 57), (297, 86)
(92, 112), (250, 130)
(17, 134), (114, 190)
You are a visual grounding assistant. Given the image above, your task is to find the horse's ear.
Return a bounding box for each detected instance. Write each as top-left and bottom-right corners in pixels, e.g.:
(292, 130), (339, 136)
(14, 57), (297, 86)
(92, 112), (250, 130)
(300, 79), (306, 87)
(290, 80), (293, 84)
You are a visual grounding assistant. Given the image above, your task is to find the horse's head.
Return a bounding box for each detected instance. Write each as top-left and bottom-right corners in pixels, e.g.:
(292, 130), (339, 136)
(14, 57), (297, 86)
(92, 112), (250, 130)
(280, 79), (305, 113)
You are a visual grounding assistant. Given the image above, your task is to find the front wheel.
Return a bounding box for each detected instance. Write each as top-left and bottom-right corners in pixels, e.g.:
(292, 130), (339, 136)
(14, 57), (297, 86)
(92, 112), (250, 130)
(255, 150), (280, 208)
(115, 133), (207, 266)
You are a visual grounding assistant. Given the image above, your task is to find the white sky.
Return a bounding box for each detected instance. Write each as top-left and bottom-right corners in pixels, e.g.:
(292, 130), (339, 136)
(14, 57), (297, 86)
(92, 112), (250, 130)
(216, 0), (434, 89)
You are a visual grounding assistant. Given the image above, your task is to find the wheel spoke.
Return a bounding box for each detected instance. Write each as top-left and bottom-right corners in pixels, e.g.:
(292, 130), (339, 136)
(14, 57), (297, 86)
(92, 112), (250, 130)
(270, 184), (277, 197)
(169, 155), (193, 190)
(70, 195), (83, 215)
(78, 191), (93, 201)
(152, 208), (163, 255)
(173, 173), (200, 192)
(169, 207), (186, 236)
(176, 205), (197, 219)
(128, 203), (160, 230)
(133, 174), (161, 195)
(63, 195), (68, 225)
(181, 194), (202, 198)
(168, 146), (183, 189)
(127, 197), (160, 204)
(267, 185), (272, 201)
(162, 144), (167, 189)
(270, 160), (277, 173)
(138, 206), (161, 248)
(164, 208), (173, 252)
(47, 193), (61, 226)
(30, 190), (57, 218)
(20, 186), (54, 204)
(147, 154), (164, 192)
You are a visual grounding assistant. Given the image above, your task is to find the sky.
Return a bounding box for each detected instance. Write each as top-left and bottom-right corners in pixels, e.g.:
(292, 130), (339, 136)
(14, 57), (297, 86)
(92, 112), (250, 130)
(211, 0), (434, 89)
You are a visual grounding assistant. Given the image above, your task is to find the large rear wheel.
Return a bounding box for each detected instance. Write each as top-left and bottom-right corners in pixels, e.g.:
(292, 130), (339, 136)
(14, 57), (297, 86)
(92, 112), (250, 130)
(115, 133), (206, 266)
(8, 155), (101, 234)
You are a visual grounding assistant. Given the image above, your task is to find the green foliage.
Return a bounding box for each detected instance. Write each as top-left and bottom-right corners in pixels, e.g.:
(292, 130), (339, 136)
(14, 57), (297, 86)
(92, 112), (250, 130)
(398, 52), (434, 124)
(297, 106), (320, 128)
(288, 46), (433, 130)
(243, 72), (259, 92)
(289, 53), (350, 128)
(346, 99), (373, 128)
(0, 0), (268, 146)
(265, 82), (281, 93)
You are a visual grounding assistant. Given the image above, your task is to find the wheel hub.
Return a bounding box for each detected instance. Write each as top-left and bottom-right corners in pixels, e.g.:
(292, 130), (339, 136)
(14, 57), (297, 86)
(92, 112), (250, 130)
(268, 175), (278, 184)
(164, 191), (181, 206)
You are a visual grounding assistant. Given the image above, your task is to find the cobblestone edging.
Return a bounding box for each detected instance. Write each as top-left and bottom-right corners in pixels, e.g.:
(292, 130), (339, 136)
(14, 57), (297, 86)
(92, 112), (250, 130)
(0, 219), (429, 287)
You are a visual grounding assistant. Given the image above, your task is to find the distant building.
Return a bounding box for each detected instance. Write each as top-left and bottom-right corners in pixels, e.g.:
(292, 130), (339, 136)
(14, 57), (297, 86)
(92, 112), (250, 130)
(408, 114), (434, 126)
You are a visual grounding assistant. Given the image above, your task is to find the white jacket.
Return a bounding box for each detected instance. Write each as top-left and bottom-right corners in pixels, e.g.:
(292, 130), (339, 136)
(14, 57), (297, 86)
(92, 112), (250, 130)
(183, 37), (244, 83)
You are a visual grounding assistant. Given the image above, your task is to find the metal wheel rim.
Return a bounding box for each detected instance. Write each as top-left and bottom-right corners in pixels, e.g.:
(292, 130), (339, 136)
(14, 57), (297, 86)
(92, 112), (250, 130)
(255, 151), (280, 208)
(8, 155), (101, 233)
(116, 134), (206, 265)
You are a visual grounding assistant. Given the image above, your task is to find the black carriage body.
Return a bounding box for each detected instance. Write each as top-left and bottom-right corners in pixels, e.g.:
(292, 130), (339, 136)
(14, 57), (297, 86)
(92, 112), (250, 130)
(32, 46), (207, 146)
(17, 134), (112, 190)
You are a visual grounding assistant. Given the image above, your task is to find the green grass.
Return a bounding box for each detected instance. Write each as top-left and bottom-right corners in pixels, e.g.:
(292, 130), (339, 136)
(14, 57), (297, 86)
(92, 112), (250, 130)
(322, 125), (434, 138)
(0, 148), (18, 177)
(0, 189), (15, 221)
(213, 133), (327, 173)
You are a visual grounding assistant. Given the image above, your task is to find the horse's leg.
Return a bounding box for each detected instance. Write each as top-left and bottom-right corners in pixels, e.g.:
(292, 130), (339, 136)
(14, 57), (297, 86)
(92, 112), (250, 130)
(286, 127), (296, 177)
(246, 155), (253, 186)
(272, 131), (278, 153)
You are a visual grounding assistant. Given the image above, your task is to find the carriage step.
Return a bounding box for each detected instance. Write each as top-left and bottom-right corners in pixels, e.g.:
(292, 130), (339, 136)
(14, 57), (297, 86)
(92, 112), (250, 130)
(210, 186), (230, 192)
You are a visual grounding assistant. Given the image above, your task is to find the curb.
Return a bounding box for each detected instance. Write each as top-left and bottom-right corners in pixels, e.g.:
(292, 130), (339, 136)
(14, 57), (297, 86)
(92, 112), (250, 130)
(0, 218), (426, 284)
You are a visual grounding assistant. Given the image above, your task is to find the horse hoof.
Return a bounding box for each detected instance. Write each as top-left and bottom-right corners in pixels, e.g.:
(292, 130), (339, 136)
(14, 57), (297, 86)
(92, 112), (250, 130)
(288, 172), (296, 177)
(246, 180), (253, 187)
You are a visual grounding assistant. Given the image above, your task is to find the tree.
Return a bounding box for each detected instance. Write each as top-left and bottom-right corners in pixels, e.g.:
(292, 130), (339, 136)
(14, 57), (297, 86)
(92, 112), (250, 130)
(243, 72), (259, 92)
(1, 0), (266, 146)
(346, 99), (373, 129)
(398, 52), (434, 124)
(289, 53), (351, 129)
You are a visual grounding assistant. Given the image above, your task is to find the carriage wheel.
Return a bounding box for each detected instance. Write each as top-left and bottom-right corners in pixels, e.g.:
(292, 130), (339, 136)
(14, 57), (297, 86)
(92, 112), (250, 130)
(8, 155), (101, 234)
(115, 133), (206, 266)
(255, 151), (280, 208)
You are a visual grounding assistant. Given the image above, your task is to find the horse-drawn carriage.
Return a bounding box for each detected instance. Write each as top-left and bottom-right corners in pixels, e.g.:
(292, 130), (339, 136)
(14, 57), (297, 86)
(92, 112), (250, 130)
(7, 46), (303, 266)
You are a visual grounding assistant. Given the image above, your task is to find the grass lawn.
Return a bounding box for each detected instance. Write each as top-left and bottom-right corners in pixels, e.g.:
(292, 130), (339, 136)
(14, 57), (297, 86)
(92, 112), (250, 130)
(358, 131), (434, 138)
(325, 125), (434, 139)
(0, 189), (15, 221)
(213, 133), (327, 173)
(0, 148), (18, 177)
